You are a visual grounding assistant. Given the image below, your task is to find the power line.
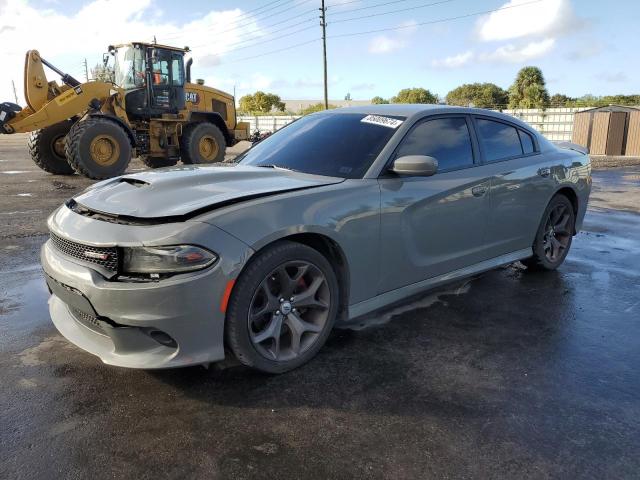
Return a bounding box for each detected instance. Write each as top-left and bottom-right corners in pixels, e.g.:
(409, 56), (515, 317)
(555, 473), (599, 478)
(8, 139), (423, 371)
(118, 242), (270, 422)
(217, 38), (320, 65)
(187, 14), (317, 51)
(330, 0), (435, 16)
(209, 0), (316, 37)
(331, 0), (454, 24)
(194, 24), (317, 55)
(328, 0), (543, 38)
(216, 0), (543, 68)
(161, 0), (307, 40)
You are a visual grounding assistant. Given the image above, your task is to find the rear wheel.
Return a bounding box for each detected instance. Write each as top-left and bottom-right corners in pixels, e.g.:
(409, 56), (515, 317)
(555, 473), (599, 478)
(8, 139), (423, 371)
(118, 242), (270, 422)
(65, 117), (132, 179)
(27, 119), (75, 175)
(180, 122), (226, 164)
(524, 194), (575, 271)
(226, 241), (339, 374)
(140, 155), (178, 169)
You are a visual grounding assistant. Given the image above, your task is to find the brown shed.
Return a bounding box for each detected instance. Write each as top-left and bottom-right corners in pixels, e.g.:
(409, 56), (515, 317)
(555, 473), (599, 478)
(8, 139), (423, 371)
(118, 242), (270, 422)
(626, 110), (640, 156)
(572, 105), (640, 156)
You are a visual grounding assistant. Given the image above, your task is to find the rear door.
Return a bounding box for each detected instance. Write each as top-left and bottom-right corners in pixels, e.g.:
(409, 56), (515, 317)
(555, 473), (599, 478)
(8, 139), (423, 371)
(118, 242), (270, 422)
(377, 115), (494, 294)
(472, 116), (556, 257)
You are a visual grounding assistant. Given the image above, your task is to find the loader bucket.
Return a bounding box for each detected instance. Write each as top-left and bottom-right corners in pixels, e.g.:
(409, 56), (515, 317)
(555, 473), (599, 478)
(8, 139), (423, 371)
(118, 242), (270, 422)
(0, 102), (22, 133)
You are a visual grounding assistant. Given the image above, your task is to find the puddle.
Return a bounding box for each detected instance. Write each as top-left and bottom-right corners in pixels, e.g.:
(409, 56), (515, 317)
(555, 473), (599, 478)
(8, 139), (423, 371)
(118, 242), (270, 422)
(16, 193), (33, 197)
(0, 271), (51, 350)
(1, 170), (29, 174)
(347, 280), (473, 331)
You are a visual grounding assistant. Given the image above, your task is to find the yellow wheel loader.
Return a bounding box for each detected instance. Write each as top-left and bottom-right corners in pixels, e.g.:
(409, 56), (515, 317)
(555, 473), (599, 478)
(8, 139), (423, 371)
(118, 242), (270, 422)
(0, 43), (250, 179)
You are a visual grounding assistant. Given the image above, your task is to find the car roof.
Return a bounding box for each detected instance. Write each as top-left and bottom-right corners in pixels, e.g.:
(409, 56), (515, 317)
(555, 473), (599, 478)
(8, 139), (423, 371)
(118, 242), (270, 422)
(318, 104), (536, 132)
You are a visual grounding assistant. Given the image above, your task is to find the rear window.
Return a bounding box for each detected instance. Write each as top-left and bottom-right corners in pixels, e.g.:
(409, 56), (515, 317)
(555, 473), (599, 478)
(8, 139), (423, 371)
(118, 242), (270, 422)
(519, 129), (535, 154)
(238, 113), (404, 178)
(476, 118), (523, 162)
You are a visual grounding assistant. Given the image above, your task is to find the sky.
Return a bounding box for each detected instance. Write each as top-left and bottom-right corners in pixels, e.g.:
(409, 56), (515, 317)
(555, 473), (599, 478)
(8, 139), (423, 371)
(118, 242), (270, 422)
(0, 0), (638, 104)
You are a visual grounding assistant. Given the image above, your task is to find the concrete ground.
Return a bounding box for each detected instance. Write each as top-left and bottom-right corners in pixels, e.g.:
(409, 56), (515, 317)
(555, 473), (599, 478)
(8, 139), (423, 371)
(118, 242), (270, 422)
(1, 134), (639, 479)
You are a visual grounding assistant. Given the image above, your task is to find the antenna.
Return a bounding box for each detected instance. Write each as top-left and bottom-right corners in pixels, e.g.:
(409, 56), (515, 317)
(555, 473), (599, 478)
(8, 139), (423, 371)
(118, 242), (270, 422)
(11, 80), (18, 104)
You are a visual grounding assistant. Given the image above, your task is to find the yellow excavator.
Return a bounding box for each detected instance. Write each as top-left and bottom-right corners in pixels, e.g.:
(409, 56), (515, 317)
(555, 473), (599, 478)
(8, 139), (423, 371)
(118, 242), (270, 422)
(0, 43), (249, 179)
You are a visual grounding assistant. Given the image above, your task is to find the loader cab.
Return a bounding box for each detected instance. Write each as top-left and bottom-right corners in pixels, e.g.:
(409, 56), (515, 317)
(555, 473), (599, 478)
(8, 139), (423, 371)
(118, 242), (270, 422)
(111, 43), (187, 118)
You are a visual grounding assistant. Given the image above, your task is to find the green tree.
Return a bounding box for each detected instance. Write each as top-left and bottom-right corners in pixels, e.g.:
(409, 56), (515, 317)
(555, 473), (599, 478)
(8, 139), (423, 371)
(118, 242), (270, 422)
(238, 91), (285, 114)
(91, 63), (114, 82)
(371, 96), (389, 104)
(549, 93), (575, 107)
(299, 103), (338, 115)
(391, 88), (438, 104)
(445, 83), (509, 108)
(508, 66), (550, 109)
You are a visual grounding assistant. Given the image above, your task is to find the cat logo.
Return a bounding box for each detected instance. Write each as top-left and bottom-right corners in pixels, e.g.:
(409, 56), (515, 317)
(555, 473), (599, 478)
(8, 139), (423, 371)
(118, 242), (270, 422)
(186, 92), (200, 104)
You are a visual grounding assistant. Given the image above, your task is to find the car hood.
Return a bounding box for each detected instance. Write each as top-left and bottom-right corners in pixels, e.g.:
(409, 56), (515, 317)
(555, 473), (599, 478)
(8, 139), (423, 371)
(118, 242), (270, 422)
(72, 165), (344, 219)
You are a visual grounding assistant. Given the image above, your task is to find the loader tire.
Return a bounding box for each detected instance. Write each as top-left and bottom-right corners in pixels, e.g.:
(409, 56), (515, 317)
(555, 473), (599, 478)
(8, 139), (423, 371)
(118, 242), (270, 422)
(28, 120), (75, 175)
(180, 122), (226, 164)
(65, 117), (132, 179)
(140, 155), (178, 169)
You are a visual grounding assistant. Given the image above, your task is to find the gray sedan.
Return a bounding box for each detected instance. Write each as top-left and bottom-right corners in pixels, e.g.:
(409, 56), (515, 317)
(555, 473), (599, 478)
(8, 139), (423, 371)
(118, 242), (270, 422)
(41, 105), (591, 372)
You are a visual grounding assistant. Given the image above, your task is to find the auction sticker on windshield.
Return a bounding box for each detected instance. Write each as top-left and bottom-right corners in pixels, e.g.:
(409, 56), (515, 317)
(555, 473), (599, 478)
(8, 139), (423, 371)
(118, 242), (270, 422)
(361, 115), (404, 129)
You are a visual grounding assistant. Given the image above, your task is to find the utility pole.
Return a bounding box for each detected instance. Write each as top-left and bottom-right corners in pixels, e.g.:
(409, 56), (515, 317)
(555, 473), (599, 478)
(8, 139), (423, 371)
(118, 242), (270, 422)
(320, 0), (328, 110)
(11, 80), (18, 104)
(82, 58), (89, 82)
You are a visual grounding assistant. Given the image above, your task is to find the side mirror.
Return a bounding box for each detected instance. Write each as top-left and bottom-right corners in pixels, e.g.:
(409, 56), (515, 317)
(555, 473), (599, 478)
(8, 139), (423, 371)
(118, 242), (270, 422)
(391, 155), (438, 177)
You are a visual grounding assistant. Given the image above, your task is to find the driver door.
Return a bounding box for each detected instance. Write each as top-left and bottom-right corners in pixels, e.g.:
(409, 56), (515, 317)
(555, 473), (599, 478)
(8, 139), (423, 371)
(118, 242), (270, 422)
(377, 115), (493, 294)
(147, 49), (185, 114)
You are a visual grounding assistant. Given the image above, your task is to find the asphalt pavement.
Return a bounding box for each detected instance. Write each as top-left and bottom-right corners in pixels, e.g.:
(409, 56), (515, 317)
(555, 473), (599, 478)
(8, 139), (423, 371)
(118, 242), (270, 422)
(1, 135), (639, 479)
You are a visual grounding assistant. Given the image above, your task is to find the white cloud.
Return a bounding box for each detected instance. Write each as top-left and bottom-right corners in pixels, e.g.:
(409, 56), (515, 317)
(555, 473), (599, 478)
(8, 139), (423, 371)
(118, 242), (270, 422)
(431, 51), (474, 68)
(431, 39), (555, 68)
(368, 35), (406, 54)
(476, 0), (584, 42)
(0, 0), (263, 103)
(480, 38), (556, 63)
(368, 20), (417, 55)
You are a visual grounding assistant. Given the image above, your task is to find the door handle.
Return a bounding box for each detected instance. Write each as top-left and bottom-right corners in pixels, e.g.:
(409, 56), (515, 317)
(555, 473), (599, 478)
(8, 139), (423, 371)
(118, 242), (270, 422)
(472, 185), (488, 197)
(538, 167), (551, 177)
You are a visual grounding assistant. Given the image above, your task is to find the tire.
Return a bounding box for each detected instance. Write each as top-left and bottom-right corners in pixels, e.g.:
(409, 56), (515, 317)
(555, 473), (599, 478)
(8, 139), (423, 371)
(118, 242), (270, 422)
(180, 122), (226, 164)
(523, 194), (576, 271)
(65, 117), (132, 179)
(226, 241), (340, 374)
(140, 155), (178, 169)
(27, 120), (75, 175)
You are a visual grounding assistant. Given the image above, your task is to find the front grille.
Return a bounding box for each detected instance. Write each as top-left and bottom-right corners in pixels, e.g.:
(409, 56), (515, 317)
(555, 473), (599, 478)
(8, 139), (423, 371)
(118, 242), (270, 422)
(69, 307), (105, 335)
(50, 232), (119, 273)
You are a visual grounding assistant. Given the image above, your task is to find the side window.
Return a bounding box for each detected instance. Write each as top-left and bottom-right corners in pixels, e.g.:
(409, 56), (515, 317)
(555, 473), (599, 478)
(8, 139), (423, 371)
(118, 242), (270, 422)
(395, 117), (474, 171)
(151, 58), (170, 85)
(171, 55), (184, 86)
(476, 118), (523, 162)
(518, 129), (535, 154)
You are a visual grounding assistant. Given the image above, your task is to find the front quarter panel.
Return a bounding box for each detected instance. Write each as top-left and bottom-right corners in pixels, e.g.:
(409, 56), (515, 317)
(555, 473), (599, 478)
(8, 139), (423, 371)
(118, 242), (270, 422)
(200, 180), (381, 305)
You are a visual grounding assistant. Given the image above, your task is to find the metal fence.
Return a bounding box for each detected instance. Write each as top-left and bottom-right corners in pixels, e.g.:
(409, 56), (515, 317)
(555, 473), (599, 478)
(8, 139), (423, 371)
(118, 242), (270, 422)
(240, 107), (592, 142)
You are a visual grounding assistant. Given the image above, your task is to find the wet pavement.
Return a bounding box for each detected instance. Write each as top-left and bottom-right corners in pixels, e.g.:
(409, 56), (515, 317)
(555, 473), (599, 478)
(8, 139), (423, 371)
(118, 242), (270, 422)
(1, 139), (640, 479)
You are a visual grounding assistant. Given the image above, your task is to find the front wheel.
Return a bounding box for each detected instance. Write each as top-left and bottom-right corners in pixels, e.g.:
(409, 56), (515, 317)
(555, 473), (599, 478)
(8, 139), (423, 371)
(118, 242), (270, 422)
(27, 120), (75, 175)
(225, 241), (339, 373)
(524, 194), (576, 271)
(65, 117), (132, 179)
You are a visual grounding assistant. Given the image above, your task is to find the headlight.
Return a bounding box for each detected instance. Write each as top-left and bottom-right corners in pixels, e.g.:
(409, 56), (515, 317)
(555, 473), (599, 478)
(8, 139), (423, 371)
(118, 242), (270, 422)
(122, 245), (217, 274)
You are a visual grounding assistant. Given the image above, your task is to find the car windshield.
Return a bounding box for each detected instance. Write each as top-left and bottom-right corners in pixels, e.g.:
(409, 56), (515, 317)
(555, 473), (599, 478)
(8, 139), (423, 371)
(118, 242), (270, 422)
(238, 113), (404, 178)
(113, 45), (146, 90)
